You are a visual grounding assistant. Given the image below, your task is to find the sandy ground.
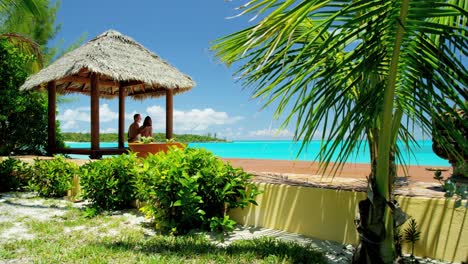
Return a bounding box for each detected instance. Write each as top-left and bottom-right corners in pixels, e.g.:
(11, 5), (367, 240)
(221, 158), (452, 198)
(222, 158), (452, 183)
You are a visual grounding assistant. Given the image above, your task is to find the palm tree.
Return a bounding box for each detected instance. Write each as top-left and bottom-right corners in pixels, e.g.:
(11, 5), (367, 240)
(0, 0), (46, 71)
(212, 0), (467, 263)
(0, 0), (44, 15)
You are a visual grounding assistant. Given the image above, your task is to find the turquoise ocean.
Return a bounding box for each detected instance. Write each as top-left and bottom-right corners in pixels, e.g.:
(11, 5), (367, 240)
(66, 140), (450, 166)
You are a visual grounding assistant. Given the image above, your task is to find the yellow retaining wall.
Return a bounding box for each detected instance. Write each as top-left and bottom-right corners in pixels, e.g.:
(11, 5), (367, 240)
(229, 182), (468, 263)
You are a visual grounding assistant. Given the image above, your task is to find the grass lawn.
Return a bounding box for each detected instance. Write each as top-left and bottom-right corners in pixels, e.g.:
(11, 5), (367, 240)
(0, 193), (326, 263)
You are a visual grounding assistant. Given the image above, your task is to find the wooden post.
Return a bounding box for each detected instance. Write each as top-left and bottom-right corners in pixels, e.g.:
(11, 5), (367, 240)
(47, 81), (56, 155)
(118, 83), (125, 148)
(90, 73), (100, 158)
(166, 89), (173, 140)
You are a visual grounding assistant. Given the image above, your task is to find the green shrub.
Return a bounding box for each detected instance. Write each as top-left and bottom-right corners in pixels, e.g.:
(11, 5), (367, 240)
(79, 153), (139, 211)
(28, 156), (77, 197)
(0, 158), (30, 192)
(452, 162), (467, 178)
(133, 147), (260, 234)
(140, 136), (154, 143)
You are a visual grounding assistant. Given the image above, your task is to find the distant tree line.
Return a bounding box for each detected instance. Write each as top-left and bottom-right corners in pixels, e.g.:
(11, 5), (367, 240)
(62, 132), (226, 143)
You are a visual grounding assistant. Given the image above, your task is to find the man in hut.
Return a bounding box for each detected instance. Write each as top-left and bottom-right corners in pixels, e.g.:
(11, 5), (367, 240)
(128, 114), (142, 142)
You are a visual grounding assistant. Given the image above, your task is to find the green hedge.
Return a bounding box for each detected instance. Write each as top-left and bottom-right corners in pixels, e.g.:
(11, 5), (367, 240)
(0, 149), (260, 235)
(0, 158), (30, 192)
(27, 156), (78, 197)
(133, 147), (260, 234)
(79, 153), (139, 211)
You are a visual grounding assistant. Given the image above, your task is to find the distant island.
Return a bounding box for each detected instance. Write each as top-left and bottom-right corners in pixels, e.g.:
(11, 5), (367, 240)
(62, 132), (226, 143)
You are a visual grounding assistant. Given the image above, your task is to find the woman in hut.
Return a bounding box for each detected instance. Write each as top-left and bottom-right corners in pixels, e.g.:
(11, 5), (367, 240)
(140, 116), (153, 138)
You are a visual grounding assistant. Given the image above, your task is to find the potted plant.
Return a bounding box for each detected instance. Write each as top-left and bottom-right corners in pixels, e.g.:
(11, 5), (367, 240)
(432, 109), (467, 169)
(128, 137), (186, 158)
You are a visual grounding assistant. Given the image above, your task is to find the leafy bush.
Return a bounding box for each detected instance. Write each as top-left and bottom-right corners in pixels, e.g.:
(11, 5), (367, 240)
(431, 165), (468, 208)
(209, 215), (237, 233)
(28, 156), (77, 197)
(133, 147), (260, 234)
(79, 153), (139, 211)
(452, 162), (467, 178)
(0, 158), (30, 192)
(140, 136), (154, 143)
(0, 39), (65, 156)
(443, 180), (468, 208)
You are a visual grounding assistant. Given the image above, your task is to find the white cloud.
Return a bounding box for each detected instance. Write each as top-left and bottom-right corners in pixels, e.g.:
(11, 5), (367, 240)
(101, 127), (117, 133)
(59, 108), (90, 122)
(145, 105), (244, 132)
(211, 127), (240, 139)
(249, 128), (293, 138)
(58, 104), (244, 134)
(99, 104), (118, 122)
(58, 104), (118, 124)
(58, 108), (88, 131)
(61, 120), (78, 130)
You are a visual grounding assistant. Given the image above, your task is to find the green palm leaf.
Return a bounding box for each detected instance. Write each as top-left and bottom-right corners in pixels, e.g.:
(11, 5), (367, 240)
(212, 0), (466, 262)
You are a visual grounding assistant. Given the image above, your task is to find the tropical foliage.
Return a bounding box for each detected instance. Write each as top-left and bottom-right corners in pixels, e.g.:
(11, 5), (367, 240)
(27, 155), (78, 197)
(0, 39), (65, 155)
(403, 218), (421, 260)
(79, 153), (139, 212)
(0, 0), (46, 20)
(133, 147), (260, 234)
(0, 157), (30, 192)
(0, 0), (57, 71)
(212, 0), (466, 262)
(0, 0), (88, 156)
(0, 148), (259, 237)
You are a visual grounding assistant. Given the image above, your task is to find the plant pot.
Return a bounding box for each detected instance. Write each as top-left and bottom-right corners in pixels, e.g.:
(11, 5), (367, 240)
(128, 142), (186, 158)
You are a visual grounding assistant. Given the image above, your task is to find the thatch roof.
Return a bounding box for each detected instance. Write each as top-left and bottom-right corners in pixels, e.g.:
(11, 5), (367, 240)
(20, 30), (195, 99)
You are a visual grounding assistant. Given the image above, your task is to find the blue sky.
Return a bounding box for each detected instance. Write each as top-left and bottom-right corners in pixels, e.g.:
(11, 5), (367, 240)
(51, 0), (295, 140)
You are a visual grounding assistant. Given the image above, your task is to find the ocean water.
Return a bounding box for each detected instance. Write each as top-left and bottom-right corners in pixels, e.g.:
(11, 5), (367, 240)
(65, 140), (450, 166)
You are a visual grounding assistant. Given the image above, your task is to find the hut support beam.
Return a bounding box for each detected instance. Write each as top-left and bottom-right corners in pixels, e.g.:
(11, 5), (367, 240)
(90, 73), (101, 159)
(47, 81), (56, 155)
(166, 89), (173, 140)
(118, 84), (125, 148)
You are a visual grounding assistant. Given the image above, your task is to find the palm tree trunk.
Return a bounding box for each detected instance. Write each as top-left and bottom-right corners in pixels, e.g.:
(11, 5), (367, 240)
(354, 0), (410, 251)
(374, 0), (410, 262)
(353, 130), (388, 263)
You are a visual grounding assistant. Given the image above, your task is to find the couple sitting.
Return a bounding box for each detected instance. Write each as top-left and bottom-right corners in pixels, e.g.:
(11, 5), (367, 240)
(128, 114), (153, 143)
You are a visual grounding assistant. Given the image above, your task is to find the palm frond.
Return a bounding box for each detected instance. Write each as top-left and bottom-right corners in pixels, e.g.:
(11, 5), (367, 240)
(212, 0), (467, 176)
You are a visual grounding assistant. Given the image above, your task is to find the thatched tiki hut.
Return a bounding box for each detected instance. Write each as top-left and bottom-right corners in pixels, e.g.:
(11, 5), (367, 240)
(20, 30), (195, 158)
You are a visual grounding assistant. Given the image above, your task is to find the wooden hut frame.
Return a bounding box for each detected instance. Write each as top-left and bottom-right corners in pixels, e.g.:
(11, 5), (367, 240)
(20, 30), (195, 158)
